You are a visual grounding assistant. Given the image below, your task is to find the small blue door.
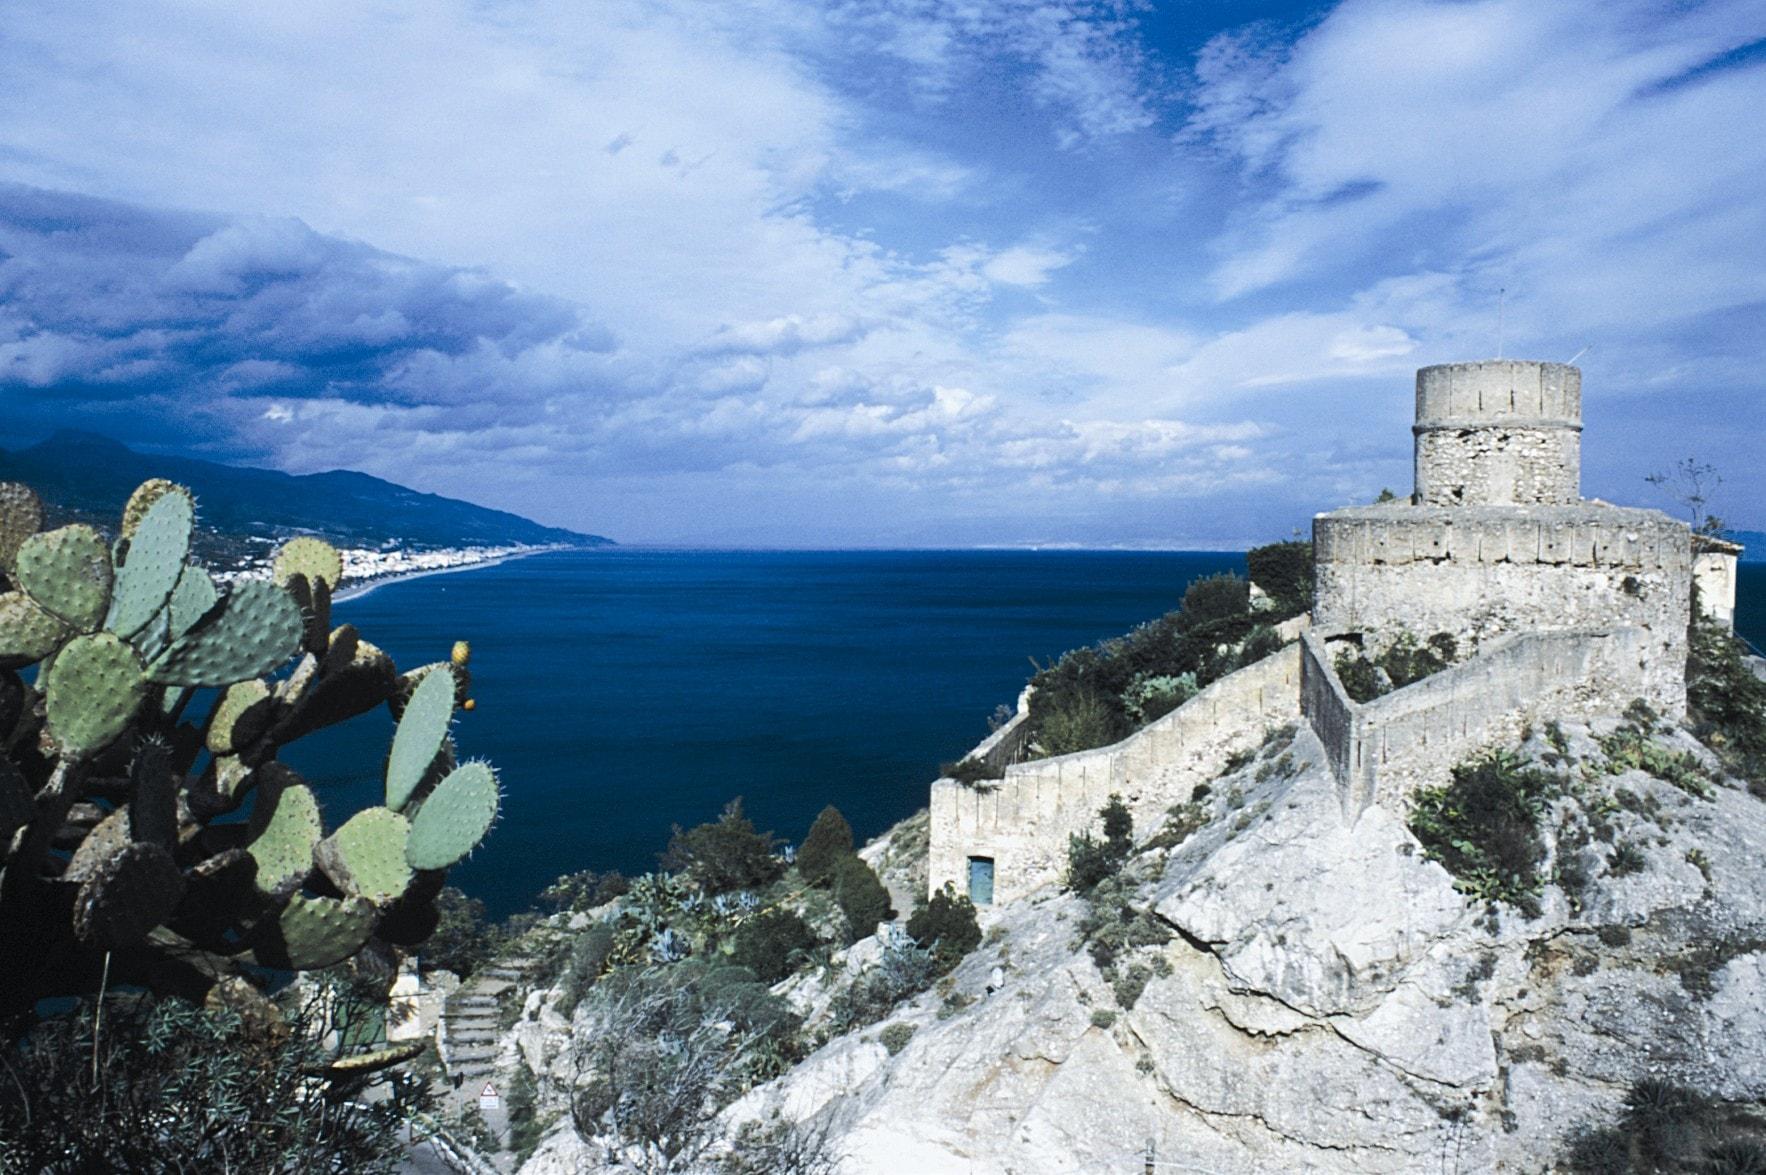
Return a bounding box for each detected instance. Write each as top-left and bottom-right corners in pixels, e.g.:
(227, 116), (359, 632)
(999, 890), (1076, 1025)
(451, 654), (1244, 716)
(968, 857), (995, 906)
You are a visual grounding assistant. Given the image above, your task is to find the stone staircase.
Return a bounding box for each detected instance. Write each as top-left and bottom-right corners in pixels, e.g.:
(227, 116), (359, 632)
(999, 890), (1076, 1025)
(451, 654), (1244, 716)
(437, 956), (538, 1085)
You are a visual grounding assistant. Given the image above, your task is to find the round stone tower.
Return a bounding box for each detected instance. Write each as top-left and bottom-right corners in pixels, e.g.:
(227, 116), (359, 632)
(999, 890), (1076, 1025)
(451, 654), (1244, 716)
(1413, 360), (1581, 506)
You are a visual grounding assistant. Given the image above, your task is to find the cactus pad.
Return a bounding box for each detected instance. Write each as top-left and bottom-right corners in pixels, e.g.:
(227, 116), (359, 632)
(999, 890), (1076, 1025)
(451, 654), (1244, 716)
(0, 590), (70, 669)
(406, 761), (499, 870)
(119, 479), (188, 540)
(168, 564), (219, 639)
(257, 893), (376, 971)
(315, 807), (412, 905)
(0, 482), (42, 575)
(273, 538), (344, 592)
(15, 525), (113, 632)
(1, 753), (35, 847)
(146, 579), (303, 687)
(207, 678), (274, 755)
(129, 736), (178, 850)
(72, 841), (185, 949)
(246, 778), (321, 895)
(108, 489), (193, 638)
(385, 667), (454, 812)
(43, 632), (147, 756)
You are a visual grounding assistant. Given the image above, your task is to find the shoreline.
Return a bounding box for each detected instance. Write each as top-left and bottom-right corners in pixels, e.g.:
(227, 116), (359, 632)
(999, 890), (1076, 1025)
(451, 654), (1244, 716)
(332, 546), (570, 604)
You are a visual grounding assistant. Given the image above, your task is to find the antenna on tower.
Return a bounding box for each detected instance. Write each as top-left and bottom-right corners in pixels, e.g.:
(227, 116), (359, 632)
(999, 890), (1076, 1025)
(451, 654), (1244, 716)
(1566, 344), (1592, 365)
(1496, 287), (1507, 359)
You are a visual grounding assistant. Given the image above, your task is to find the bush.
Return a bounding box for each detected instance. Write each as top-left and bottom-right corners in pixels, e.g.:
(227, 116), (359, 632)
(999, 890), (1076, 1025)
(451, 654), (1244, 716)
(1178, 572), (1250, 630)
(1561, 1078), (1766, 1173)
(1035, 688), (1125, 757)
(1408, 750), (1558, 914)
(728, 908), (820, 984)
(942, 756), (1006, 786)
(831, 853), (895, 943)
(879, 1022), (917, 1055)
(422, 887), (500, 979)
(1687, 619), (1766, 782)
(1066, 795), (1134, 895)
(829, 935), (939, 1032)
(1246, 540), (1313, 616)
(662, 798), (785, 895)
(1123, 673), (1197, 725)
(906, 885), (982, 976)
(538, 870), (630, 914)
(0, 987), (425, 1173)
(797, 805), (854, 886)
(558, 923), (617, 1015)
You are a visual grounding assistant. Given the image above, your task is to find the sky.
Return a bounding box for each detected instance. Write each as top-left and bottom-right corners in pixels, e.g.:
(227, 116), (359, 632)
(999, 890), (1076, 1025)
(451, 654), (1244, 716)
(1, 0), (1763, 547)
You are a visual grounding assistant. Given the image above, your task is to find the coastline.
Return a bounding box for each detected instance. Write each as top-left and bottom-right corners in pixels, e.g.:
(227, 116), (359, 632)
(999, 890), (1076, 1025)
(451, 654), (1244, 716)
(332, 545), (571, 604)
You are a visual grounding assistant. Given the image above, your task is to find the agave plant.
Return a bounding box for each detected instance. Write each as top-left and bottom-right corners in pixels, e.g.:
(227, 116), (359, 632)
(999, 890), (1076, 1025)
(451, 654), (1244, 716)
(0, 478), (501, 1015)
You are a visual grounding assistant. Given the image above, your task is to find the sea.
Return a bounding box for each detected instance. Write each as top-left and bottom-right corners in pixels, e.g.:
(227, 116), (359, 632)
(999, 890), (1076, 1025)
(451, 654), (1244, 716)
(281, 550), (1766, 920)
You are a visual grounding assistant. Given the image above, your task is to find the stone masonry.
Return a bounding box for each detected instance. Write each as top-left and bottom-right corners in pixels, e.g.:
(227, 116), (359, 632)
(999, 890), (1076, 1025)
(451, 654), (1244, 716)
(929, 359), (1713, 904)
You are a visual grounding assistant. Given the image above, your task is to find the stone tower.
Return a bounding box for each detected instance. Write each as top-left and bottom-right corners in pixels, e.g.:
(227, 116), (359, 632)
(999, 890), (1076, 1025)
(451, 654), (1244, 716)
(1413, 360), (1581, 506)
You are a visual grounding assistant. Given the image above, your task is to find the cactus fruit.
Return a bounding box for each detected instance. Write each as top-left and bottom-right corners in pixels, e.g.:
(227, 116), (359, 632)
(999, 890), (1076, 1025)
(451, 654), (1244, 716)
(0, 474), (502, 1019)
(72, 842), (186, 950)
(273, 537), (344, 592)
(106, 489), (193, 639)
(314, 807), (413, 905)
(257, 893), (377, 971)
(0, 590), (70, 669)
(451, 640), (471, 666)
(147, 579), (304, 687)
(246, 777), (322, 895)
(43, 632), (148, 756)
(15, 525), (113, 632)
(0, 482), (44, 575)
(406, 761), (499, 870)
(385, 667), (454, 812)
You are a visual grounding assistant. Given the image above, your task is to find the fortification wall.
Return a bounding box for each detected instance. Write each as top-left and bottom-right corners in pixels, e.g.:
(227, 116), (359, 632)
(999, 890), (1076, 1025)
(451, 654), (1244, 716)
(1414, 427), (1579, 506)
(1313, 502), (1690, 711)
(928, 644), (1301, 904)
(1412, 362), (1583, 506)
(1302, 627), (1654, 816)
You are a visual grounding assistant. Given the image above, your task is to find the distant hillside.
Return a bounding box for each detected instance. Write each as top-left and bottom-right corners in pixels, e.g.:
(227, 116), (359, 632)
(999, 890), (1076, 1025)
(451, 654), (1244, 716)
(0, 431), (611, 550)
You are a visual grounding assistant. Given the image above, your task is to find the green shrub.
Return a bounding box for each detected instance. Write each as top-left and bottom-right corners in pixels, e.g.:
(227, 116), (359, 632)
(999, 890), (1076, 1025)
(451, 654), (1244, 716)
(0, 987), (425, 1173)
(1561, 1078), (1766, 1173)
(1178, 572), (1250, 630)
(832, 852), (895, 943)
(538, 870), (630, 914)
(878, 1022), (917, 1056)
(1123, 672), (1197, 725)
(1089, 1008), (1117, 1029)
(906, 885), (982, 976)
(1688, 621), (1766, 780)
(422, 887), (501, 979)
(797, 805), (854, 887)
(506, 1063), (547, 1163)
(1246, 540), (1312, 616)
(1408, 750), (1558, 914)
(1066, 796), (1133, 894)
(729, 909), (820, 985)
(942, 756), (1005, 786)
(829, 937), (938, 1032)
(558, 923), (617, 1015)
(661, 798), (785, 895)
(1333, 647), (1384, 704)
(1035, 688), (1125, 757)
(1599, 722), (1716, 799)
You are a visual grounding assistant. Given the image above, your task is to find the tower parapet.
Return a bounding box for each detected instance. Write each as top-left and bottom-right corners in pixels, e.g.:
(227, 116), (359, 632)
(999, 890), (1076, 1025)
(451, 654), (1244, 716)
(1413, 360), (1581, 506)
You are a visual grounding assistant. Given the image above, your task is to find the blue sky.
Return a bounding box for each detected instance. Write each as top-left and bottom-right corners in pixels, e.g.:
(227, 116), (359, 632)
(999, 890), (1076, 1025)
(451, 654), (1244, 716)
(1, 0), (1762, 546)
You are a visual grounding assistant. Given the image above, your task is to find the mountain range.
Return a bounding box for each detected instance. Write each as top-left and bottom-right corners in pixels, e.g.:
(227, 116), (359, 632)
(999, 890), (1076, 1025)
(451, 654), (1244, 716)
(0, 431), (610, 550)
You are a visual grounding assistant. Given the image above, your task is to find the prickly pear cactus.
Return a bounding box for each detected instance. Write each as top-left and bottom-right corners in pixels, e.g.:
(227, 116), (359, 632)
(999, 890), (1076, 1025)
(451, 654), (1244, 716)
(0, 476), (501, 1016)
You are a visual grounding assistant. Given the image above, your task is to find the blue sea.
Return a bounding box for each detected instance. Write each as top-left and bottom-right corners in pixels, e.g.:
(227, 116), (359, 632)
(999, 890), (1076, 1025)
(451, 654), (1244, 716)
(283, 551), (1766, 919)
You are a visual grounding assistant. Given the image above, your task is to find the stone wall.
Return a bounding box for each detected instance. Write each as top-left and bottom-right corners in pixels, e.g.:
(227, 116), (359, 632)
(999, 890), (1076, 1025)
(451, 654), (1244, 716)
(1313, 502), (1690, 712)
(1414, 427), (1579, 507)
(1301, 626), (1654, 816)
(1412, 361), (1582, 506)
(928, 645), (1301, 904)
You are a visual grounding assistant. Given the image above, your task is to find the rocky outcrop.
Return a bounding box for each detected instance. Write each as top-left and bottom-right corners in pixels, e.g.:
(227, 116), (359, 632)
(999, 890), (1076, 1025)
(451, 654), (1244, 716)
(722, 720), (1766, 1173)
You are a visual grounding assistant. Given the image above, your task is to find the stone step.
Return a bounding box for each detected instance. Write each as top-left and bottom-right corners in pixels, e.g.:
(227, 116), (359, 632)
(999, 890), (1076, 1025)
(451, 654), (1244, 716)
(446, 1045), (499, 1061)
(446, 1030), (501, 1044)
